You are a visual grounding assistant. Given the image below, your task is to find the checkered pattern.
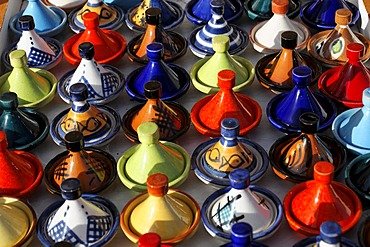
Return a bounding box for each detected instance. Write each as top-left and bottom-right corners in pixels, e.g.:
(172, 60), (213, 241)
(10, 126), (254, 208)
(28, 47), (55, 66)
(87, 216), (111, 242)
(48, 221), (80, 245)
(212, 202), (231, 227)
(101, 73), (119, 97)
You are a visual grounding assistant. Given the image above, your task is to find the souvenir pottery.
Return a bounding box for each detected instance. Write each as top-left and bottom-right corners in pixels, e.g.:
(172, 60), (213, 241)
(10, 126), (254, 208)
(68, 0), (125, 33)
(345, 152), (370, 205)
(300, 0), (359, 30)
(318, 43), (370, 108)
(9, 0), (67, 37)
(192, 118), (269, 187)
(50, 83), (121, 147)
(126, 42), (190, 102)
(122, 81), (190, 142)
(44, 131), (117, 195)
(249, 0), (310, 54)
(0, 92), (49, 151)
(125, 0), (184, 31)
(358, 210), (370, 247)
(58, 42), (125, 105)
(0, 50), (57, 108)
(0, 196), (37, 247)
(190, 35), (255, 94)
(37, 178), (119, 246)
(127, 8), (187, 64)
(120, 173), (200, 243)
(220, 222), (267, 247)
(188, 0), (249, 58)
(185, 0), (243, 25)
(103, 0), (141, 12)
(256, 31), (322, 93)
(63, 12), (126, 66)
(191, 70), (262, 137)
(269, 112), (346, 183)
(332, 88), (370, 155)
(138, 233), (172, 247)
(267, 66), (337, 134)
(359, 0), (370, 40)
(0, 131), (43, 198)
(52, 242), (74, 247)
(293, 221), (359, 247)
(244, 0), (300, 21)
(201, 169), (283, 240)
(41, 0), (87, 12)
(118, 121), (190, 191)
(2, 15), (62, 71)
(308, 8), (370, 68)
(284, 161), (362, 235)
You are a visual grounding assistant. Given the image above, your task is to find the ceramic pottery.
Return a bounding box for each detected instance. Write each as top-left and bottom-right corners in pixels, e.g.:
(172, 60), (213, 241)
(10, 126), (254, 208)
(9, 0), (67, 37)
(0, 50), (57, 108)
(267, 66), (337, 134)
(300, 0), (360, 30)
(126, 42), (190, 102)
(201, 169), (283, 240)
(0, 196), (37, 247)
(250, 0), (310, 54)
(68, 0), (125, 33)
(192, 118), (268, 187)
(118, 121), (190, 191)
(50, 83), (121, 147)
(122, 81), (190, 142)
(318, 43), (370, 108)
(2, 15), (63, 71)
(284, 161), (362, 235)
(52, 241), (74, 247)
(345, 153), (370, 205)
(125, 0), (184, 31)
(0, 92), (49, 151)
(359, 1), (370, 40)
(188, 0), (249, 58)
(45, 131), (117, 194)
(41, 0), (87, 12)
(191, 35), (255, 94)
(269, 112), (346, 183)
(120, 173), (200, 243)
(127, 8), (187, 64)
(103, 0), (141, 12)
(37, 178), (119, 246)
(358, 210), (370, 247)
(58, 42), (125, 105)
(256, 31), (322, 93)
(220, 222), (267, 247)
(191, 70), (262, 137)
(63, 12), (127, 66)
(0, 131), (43, 198)
(244, 0), (300, 21)
(307, 8), (370, 68)
(332, 88), (370, 155)
(138, 233), (172, 247)
(185, 0), (243, 25)
(293, 221), (359, 247)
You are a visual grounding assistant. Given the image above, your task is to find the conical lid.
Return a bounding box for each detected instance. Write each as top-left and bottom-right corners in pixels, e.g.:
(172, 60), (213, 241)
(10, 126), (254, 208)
(129, 173), (193, 241)
(76, 0), (119, 27)
(48, 0), (86, 8)
(198, 70), (255, 131)
(197, 35), (249, 87)
(345, 153), (370, 201)
(125, 122), (185, 185)
(0, 50), (51, 105)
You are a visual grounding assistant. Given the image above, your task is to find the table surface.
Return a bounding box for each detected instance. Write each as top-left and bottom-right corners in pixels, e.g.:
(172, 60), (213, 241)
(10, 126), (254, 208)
(8, 0), (366, 246)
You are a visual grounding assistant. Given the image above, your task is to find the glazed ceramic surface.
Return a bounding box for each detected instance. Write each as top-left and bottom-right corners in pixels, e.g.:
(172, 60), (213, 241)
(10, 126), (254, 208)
(103, 0), (141, 12)
(358, 0), (370, 39)
(201, 169), (283, 240)
(358, 210), (370, 247)
(244, 0), (300, 21)
(220, 222), (267, 247)
(42, 0), (87, 11)
(137, 232), (172, 247)
(117, 122), (190, 191)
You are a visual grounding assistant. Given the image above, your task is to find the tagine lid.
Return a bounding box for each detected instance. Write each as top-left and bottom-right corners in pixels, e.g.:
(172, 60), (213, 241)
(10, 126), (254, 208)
(138, 232), (172, 247)
(122, 81), (190, 142)
(0, 196), (37, 247)
(0, 131), (43, 198)
(117, 122), (191, 192)
(120, 173), (201, 243)
(192, 118), (269, 187)
(63, 11), (127, 66)
(220, 222), (268, 247)
(191, 35), (255, 94)
(0, 92), (49, 151)
(9, 0), (67, 37)
(244, 0), (301, 21)
(44, 131), (117, 195)
(50, 83), (121, 147)
(358, 210), (370, 247)
(37, 178), (119, 246)
(41, 0), (87, 11)
(269, 112), (346, 183)
(191, 70), (262, 137)
(284, 161), (362, 235)
(201, 169), (283, 240)
(58, 42), (125, 105)
(332, 88), (370, 155)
